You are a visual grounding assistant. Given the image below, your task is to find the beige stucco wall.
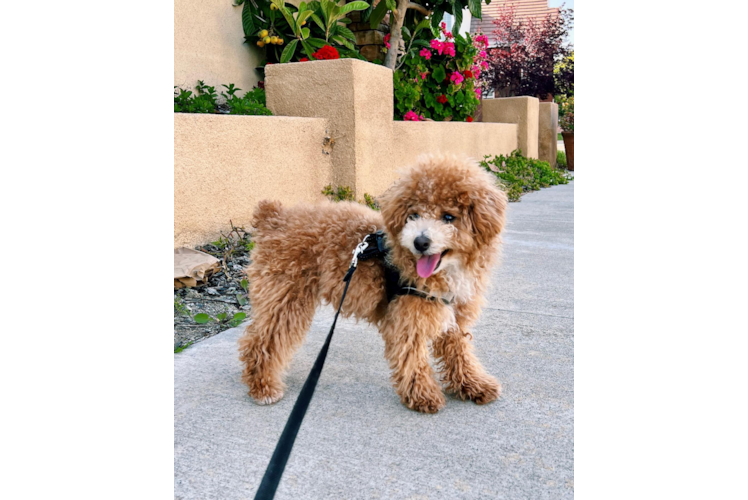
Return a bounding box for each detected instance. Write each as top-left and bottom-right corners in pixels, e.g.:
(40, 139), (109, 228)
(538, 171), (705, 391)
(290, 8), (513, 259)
(175, 0), (263, 95)
(174, 114), (332, 248)
(382, 122), (518, 196)
(538, 102), (558, 167)
(266, 59), (518, 199)
(482, 96), (540, 158)
(175, 59), (537, 247)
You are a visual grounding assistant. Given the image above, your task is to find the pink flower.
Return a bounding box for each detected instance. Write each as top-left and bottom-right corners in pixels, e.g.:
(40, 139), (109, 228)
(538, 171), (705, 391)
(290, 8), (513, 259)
(420, 72), (428, 80)
(443, 42), (455, 57)
(471, 65), (481, 77)
(450, 72), (464, 85)
(430, 39), (441, 50)
(474, 34), (489, 47)
(419, 48), (431, 60)
(384, 33), (391, 50)
(481, 61), (489, 69)
(445, 31), (453, 39)
(479, 50), (487, 58)
(404, 110), (424, 121)
(440, 22), (447, 30)
(475, 88), (482, 99)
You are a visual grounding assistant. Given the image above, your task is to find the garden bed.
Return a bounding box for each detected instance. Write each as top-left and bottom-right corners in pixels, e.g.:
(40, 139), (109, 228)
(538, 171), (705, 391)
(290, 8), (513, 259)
(174, 227), (253, 352)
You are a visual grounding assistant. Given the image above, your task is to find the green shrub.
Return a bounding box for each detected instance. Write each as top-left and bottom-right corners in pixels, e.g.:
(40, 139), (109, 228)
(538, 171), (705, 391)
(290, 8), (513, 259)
(174, 81), (272, 116)
(480, 151), (573, 202)
(557, 150), (567, 169)
(322, 185), (379, 210)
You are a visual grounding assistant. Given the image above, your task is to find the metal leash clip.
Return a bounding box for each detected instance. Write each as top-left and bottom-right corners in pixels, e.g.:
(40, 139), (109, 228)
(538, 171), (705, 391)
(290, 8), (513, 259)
(343, 238), (369, 283)
(350, 239), (369, 269)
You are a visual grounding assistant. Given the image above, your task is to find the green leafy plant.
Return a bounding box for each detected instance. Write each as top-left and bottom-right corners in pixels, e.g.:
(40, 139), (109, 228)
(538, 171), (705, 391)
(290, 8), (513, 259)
(174, 297), (190, 317)
(557, 95), (574, 132)
(367, 0), (490, 69)
(322, 185), (379, 210)
(233, 0), (368, 63)
(481, 151), (573, 202)
(175, 81), (271, 115)
(362, 193), (379, 211)
(322, 184), (355, 201)
(174, 81), (219, 113)
(557, 150), (567, 169)
(174, 341), (194, 353)
(217, 312), (248, 327)
(393, 25), (488, 122)
(194, 313), (211, 324)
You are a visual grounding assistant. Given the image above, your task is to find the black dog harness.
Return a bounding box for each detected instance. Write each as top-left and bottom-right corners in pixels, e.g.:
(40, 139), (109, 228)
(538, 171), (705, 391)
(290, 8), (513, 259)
(356, 231), (454, 306)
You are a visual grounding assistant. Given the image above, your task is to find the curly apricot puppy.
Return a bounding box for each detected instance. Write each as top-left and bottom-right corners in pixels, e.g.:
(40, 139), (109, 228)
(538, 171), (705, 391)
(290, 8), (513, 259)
(238, 153), (507, 413)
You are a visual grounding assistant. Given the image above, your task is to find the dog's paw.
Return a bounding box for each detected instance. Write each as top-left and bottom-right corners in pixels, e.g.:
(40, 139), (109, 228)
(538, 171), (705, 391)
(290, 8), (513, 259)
(457, 375), (501, 405)
(407, 395), (446, 414)
(249, 388), (285, 406)
(401, 379), (446, 414)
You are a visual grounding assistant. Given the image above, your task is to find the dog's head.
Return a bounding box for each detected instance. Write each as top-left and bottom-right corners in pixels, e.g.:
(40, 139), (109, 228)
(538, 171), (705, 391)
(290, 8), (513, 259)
(378, 154), (507, 281)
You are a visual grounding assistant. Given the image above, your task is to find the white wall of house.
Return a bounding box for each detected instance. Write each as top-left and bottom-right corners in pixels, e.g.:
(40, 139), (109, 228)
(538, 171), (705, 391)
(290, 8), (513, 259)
(442, 10), (472, 37)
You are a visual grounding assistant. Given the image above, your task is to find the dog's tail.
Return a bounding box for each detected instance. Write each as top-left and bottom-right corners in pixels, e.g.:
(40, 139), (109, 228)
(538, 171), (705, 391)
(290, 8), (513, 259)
(252, 200), (285, 232)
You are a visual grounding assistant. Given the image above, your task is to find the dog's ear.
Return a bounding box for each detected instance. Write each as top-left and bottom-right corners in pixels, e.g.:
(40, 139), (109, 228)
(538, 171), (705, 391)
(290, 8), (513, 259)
(378, 178), (411, 236)
(468, 180), (507, 247)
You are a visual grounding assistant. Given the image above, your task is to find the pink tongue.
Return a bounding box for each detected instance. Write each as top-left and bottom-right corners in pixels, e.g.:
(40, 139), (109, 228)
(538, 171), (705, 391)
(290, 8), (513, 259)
(416, 254), (441, 278)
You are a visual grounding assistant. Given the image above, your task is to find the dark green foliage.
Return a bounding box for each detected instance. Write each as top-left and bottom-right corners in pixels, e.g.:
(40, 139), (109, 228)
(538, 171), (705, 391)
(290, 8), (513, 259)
(480, 151), (573, 202)
(174, 81), (272, 116)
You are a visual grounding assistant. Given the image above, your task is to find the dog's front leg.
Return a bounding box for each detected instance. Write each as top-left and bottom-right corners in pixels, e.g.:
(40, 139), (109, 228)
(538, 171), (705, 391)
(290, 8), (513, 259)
(432, 301), (501, 405)
(380, 296), (446, 413)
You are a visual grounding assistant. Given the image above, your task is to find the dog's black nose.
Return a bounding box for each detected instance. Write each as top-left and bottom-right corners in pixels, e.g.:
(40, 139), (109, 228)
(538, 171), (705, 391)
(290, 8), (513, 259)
(414, 235), (431, 253)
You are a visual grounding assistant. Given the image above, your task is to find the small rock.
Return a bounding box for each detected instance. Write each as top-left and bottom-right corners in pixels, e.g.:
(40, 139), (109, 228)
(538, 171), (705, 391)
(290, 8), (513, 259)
(206, 288), (219, 296)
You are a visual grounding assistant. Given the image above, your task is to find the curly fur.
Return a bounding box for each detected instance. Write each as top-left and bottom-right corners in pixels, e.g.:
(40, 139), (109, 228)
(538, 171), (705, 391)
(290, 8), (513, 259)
(238, 153), (508, 412)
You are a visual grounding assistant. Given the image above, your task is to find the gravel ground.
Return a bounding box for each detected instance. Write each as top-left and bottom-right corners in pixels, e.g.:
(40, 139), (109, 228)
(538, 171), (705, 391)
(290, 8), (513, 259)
(174, 240), (252, 351)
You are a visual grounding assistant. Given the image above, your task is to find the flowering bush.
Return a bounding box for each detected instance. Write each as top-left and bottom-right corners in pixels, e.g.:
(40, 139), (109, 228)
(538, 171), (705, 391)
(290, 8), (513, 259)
(393, 22), (489, 122)
(558, 95), (574, 132)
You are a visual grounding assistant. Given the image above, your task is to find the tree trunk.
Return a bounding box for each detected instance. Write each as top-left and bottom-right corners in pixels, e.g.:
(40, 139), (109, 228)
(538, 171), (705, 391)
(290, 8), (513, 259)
(384, 0), (409, 69)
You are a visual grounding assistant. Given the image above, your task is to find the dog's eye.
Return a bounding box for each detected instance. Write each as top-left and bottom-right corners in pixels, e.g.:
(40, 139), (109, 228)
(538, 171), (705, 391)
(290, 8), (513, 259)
(442, 214), (455, 223)
(408, 213), (420, 221)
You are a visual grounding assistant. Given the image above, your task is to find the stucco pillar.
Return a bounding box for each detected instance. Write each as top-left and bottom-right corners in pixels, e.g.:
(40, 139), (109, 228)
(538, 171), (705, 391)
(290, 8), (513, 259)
(481, 96), (540, 158)
(265, 58), (393, 198)
(538, 102), (558, 167)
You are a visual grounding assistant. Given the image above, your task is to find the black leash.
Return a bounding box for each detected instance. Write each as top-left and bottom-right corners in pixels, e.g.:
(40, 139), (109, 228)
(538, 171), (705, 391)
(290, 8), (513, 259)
(253, 237), (372, 500)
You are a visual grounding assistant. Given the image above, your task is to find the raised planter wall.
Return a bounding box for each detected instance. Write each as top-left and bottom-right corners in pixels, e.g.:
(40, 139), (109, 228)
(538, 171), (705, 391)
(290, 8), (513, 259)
(175, 59), (558, 247)
(174, 114), (332, 248)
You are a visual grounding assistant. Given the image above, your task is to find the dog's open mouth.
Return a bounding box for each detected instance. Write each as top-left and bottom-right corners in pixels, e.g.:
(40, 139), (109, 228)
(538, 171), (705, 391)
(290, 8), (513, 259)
(416, 250), (449, 278)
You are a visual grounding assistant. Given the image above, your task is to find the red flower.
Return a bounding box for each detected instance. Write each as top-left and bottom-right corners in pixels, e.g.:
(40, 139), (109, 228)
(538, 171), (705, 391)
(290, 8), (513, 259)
(312, 45), (340, 60)
(466, 116), (473, 122)
(437, 94), (448, 104)
(299, 57), (309, 62)
(257, 81), (265, 89)
(463, 70), (473, 79)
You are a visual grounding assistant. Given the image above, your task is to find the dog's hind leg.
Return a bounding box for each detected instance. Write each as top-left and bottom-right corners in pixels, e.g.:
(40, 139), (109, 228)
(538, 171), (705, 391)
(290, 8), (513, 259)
(432, 301), (501, 405)
(379, 296), (447, 413)
(238, 275), (317, 405)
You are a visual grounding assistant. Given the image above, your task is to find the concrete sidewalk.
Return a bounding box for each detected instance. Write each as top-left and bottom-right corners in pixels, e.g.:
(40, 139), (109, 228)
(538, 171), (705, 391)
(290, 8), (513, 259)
(175, 180), (574, 500)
